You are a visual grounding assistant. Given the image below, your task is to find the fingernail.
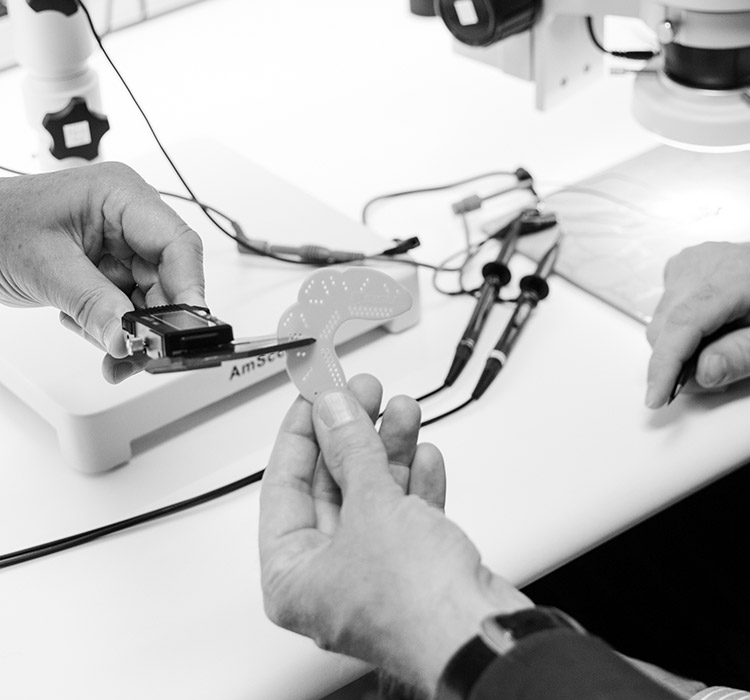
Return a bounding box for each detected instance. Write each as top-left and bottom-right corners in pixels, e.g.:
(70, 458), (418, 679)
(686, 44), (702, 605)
(318, 391), (359, 429)
(700, 355), (727, 387)
(645, 386), (658, 409)
(113, 361), (139, 384)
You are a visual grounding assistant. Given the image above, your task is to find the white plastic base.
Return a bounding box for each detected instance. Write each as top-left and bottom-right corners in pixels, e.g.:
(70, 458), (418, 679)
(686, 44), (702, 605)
(0, 140), (420, 472)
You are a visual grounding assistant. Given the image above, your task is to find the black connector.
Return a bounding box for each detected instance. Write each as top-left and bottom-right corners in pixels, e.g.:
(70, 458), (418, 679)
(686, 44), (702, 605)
(382, 237), (422, 256)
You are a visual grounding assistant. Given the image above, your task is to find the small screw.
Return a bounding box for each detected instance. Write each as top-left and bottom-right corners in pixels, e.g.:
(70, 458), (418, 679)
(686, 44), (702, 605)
(656, 20), (676, 45)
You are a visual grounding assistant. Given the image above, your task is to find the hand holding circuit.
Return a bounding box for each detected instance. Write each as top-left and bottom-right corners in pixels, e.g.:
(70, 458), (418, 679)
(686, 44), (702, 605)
(259, 373), (533, 697)
(0, 163), (206, 383)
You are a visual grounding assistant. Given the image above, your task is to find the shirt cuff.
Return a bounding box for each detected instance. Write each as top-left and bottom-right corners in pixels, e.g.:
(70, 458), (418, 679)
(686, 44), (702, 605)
(690, 687), (750, 700)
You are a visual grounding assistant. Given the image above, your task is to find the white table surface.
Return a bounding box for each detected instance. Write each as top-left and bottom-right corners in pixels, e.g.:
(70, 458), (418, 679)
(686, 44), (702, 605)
(2, 2), (750, 699)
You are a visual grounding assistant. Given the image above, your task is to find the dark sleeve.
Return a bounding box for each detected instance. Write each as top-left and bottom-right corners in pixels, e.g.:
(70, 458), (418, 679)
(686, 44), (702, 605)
(471, 629), (683, 700)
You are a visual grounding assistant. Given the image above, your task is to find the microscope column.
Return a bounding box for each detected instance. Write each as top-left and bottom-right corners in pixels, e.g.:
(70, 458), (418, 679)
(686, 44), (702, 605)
(8, 0), (110, 169)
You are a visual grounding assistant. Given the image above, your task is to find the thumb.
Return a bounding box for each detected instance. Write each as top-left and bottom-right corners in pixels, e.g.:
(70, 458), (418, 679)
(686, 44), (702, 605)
(696, 328), (750, 389)
(50, 256), (134, 358)
(313, 390), (401, 502)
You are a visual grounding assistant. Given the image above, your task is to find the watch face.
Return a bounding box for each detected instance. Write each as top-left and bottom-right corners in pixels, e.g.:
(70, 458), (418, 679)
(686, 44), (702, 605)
(480, 607), (579, 656)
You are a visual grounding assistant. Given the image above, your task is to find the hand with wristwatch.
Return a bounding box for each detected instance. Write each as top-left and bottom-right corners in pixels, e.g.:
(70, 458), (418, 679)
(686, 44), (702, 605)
(259, 375), (705, 700)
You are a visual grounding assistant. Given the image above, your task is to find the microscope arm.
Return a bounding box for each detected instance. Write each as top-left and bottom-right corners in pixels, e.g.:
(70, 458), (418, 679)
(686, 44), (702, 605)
(436, 0), (750, 149)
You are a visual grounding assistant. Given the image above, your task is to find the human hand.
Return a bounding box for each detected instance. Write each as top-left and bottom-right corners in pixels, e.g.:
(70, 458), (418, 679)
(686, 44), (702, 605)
(0, 164), (205, 383)
(260, 374), (532, 696)
(646, 242), (750, 408)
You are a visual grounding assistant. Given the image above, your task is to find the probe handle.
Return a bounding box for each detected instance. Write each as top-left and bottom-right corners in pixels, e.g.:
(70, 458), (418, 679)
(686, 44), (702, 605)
(444, 215), (523, 386)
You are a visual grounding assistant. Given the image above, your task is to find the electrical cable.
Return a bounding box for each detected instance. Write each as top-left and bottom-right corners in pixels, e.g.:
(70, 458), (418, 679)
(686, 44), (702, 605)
(0, 469), (264, 569)
(0, 0), (555, 573)
(0, 373), (471, 569)
(0, 73), (551, 568)
(430, 208), (546, 301)
(7, 3), (499, 276)
(0, 166), (272, 251)
(544, 184), (677, 221)
(457, 211), (478, 296)
(420, 397), (475, 427)
(430, 210), (524, 298)
(360, 169), (541, 300)
(361, 171), (519, 225)
(451, 171), (537, 215)
(0, 163), (29, 176)
(0, 187), (521, 569)
(414, 384), (447, 402)
(76, 0), (333, 266)
(80, 0), (491, 273)
(370, 255), (456, 273)
(159, 192), (423, 265)
(0, 170), (417, 269)
(431, 237), (494, 297)
(456, 218), (526, 298)
(158, 190), (244, 232)
(6, 5), (433, 272)
(585, 16), (658, 61)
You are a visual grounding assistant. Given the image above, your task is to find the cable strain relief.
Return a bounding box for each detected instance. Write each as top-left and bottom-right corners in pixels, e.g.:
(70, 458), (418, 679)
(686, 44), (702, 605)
(471, 359), (502, 400)
(613, 50), (658, 61)
(482, 261), (511, 286)
(444, 345), (473, 387)
(519, 275), (549, 300)
(452, 194), (483, 215)
(233, 226), (267, 256)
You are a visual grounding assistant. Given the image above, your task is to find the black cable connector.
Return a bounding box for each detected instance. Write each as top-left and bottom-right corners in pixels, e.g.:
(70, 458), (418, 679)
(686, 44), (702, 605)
(585, 16), (658, 61)
(381, 237), (422, 256)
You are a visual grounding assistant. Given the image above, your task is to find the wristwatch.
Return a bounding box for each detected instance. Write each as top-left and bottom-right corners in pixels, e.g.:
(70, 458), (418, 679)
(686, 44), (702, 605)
(436, 606), (584, 700)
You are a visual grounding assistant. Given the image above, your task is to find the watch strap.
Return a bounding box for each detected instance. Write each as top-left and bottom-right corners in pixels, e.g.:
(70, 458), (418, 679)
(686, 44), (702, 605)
(473, 630), (684, 700)
(438, 632), (499, 700)
(436, 607), (578, 700)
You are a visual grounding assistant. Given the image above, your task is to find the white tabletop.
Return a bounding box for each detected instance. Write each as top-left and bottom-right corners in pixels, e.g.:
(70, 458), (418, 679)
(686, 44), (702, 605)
(1, 2), (749, 699)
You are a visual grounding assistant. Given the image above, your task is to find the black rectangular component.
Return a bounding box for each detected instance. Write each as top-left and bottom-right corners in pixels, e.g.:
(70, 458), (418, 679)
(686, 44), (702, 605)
(122, 304), (234, 359)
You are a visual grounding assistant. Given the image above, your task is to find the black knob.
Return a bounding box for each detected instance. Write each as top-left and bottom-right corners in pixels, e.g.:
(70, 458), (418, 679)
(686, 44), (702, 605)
(410, 0), (436, 16)
(436, 0), (540, 47)
(42, 96), (110, 162)
(519, 274), (549, 301)
(26, 0), (79, 15)
(481, 261), (511, 286)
